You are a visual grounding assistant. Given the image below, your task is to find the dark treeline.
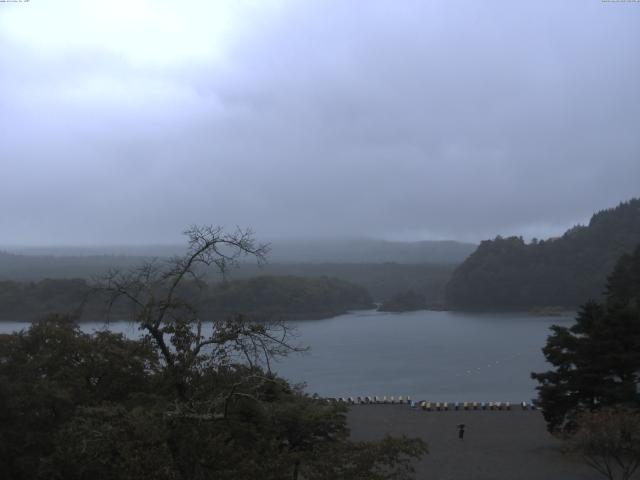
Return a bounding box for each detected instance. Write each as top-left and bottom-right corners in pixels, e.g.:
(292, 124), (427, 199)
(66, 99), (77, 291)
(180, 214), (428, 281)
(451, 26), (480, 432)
(0, 275), (373, 322)
(233, 262), (456, 303)
(445, 198), (640, 310)
(198, 275), (373, 319)
(0, 279), (94, 321)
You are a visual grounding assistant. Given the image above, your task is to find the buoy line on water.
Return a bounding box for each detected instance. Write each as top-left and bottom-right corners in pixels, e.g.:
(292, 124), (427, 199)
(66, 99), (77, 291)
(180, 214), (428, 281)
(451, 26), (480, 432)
(324, 397), (538, 411)
(454, 352), (524, 378)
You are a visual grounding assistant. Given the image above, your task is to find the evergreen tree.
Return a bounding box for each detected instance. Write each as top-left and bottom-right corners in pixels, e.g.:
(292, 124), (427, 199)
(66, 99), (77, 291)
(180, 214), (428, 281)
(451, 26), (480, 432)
(532, 245), (640, 433)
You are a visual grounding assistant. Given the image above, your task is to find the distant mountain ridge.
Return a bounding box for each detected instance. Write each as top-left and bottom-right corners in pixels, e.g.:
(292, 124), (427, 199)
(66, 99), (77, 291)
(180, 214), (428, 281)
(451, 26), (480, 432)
(0, 239), (474, 304)
(445, 198), (640, 310)
(4, 239), (475, 265)
(1, 238), (475, 279)
(0, 251), (147, 281)
(266, 238), (476, 264)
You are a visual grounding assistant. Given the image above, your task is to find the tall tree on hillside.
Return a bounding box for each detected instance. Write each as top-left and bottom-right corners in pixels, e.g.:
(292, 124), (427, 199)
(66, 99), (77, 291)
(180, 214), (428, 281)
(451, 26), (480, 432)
(531, 245), (640, 434)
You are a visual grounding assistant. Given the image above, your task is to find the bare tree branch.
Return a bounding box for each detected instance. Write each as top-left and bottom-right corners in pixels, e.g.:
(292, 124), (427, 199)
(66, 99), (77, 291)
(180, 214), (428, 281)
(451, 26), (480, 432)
(95, 225), (296, 400)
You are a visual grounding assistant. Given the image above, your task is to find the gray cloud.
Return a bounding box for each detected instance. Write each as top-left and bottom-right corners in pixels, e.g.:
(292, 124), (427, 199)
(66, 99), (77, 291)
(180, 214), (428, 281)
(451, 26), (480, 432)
(1, 0), (639, 245)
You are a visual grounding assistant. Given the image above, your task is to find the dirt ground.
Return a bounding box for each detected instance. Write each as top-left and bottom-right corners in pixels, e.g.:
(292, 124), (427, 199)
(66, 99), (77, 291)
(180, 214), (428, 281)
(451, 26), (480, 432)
(348, 405), (603, 480)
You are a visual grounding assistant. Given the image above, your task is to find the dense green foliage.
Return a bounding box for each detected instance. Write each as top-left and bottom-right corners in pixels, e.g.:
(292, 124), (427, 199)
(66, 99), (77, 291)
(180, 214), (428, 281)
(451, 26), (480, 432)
(446, 198), (640, 310)
(0, 318), (425, 480)
(378, 290), (427, 312)
(531, 245), (640, 433)
(0, 275), (373, 322)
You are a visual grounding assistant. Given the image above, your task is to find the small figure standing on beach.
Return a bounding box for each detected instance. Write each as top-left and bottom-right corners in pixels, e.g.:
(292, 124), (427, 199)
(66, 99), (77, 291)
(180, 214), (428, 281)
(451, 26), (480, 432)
(457, 423), (465, 440)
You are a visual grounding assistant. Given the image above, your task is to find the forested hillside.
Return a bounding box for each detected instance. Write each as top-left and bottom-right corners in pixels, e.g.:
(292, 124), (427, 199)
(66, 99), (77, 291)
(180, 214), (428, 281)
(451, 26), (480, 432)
(199, 275), (373, 319)
(445, 198), (640, 310)
(234, 262), (455, 303)
(0, 275), (373, 322)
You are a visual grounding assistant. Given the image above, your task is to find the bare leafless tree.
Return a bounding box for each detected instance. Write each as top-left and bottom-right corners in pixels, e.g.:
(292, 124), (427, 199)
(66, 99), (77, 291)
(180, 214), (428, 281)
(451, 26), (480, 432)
(568, 407), (640, 480)
(98, 225), (303, 398)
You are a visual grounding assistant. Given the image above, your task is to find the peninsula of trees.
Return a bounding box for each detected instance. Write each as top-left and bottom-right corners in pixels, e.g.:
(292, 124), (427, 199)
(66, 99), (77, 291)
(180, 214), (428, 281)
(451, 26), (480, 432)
(377, 290), (427, 312)
(445, 198), (640, 310)
(0, 275), (373, 322)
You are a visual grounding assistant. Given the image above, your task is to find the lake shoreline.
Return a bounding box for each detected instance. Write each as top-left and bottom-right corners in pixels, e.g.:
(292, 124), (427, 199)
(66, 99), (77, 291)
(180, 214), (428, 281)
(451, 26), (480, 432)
(0, 306), (578, 324)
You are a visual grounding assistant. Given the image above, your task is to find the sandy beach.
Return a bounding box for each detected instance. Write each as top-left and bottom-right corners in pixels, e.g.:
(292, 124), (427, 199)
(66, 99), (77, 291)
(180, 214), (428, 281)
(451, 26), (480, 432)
(348, 405), (601, 480)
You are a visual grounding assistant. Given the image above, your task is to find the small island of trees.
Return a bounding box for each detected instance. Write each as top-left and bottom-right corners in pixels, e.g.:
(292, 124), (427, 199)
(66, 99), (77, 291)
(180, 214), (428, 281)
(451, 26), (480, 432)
(378, 289), (427, 312)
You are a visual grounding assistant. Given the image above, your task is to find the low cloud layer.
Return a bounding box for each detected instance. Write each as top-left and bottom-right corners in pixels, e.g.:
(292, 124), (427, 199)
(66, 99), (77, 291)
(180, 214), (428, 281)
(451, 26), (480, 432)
(1, 0), (639, 245)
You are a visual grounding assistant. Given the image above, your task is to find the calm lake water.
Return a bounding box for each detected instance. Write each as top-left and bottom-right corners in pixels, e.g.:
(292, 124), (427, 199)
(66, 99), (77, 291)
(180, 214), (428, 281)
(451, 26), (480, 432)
(0, 309), (574, 403)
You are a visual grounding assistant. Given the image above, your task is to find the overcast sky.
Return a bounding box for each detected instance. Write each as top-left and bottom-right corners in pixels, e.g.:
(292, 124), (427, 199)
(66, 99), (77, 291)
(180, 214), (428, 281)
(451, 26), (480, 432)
(1, 0), (639, 246)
